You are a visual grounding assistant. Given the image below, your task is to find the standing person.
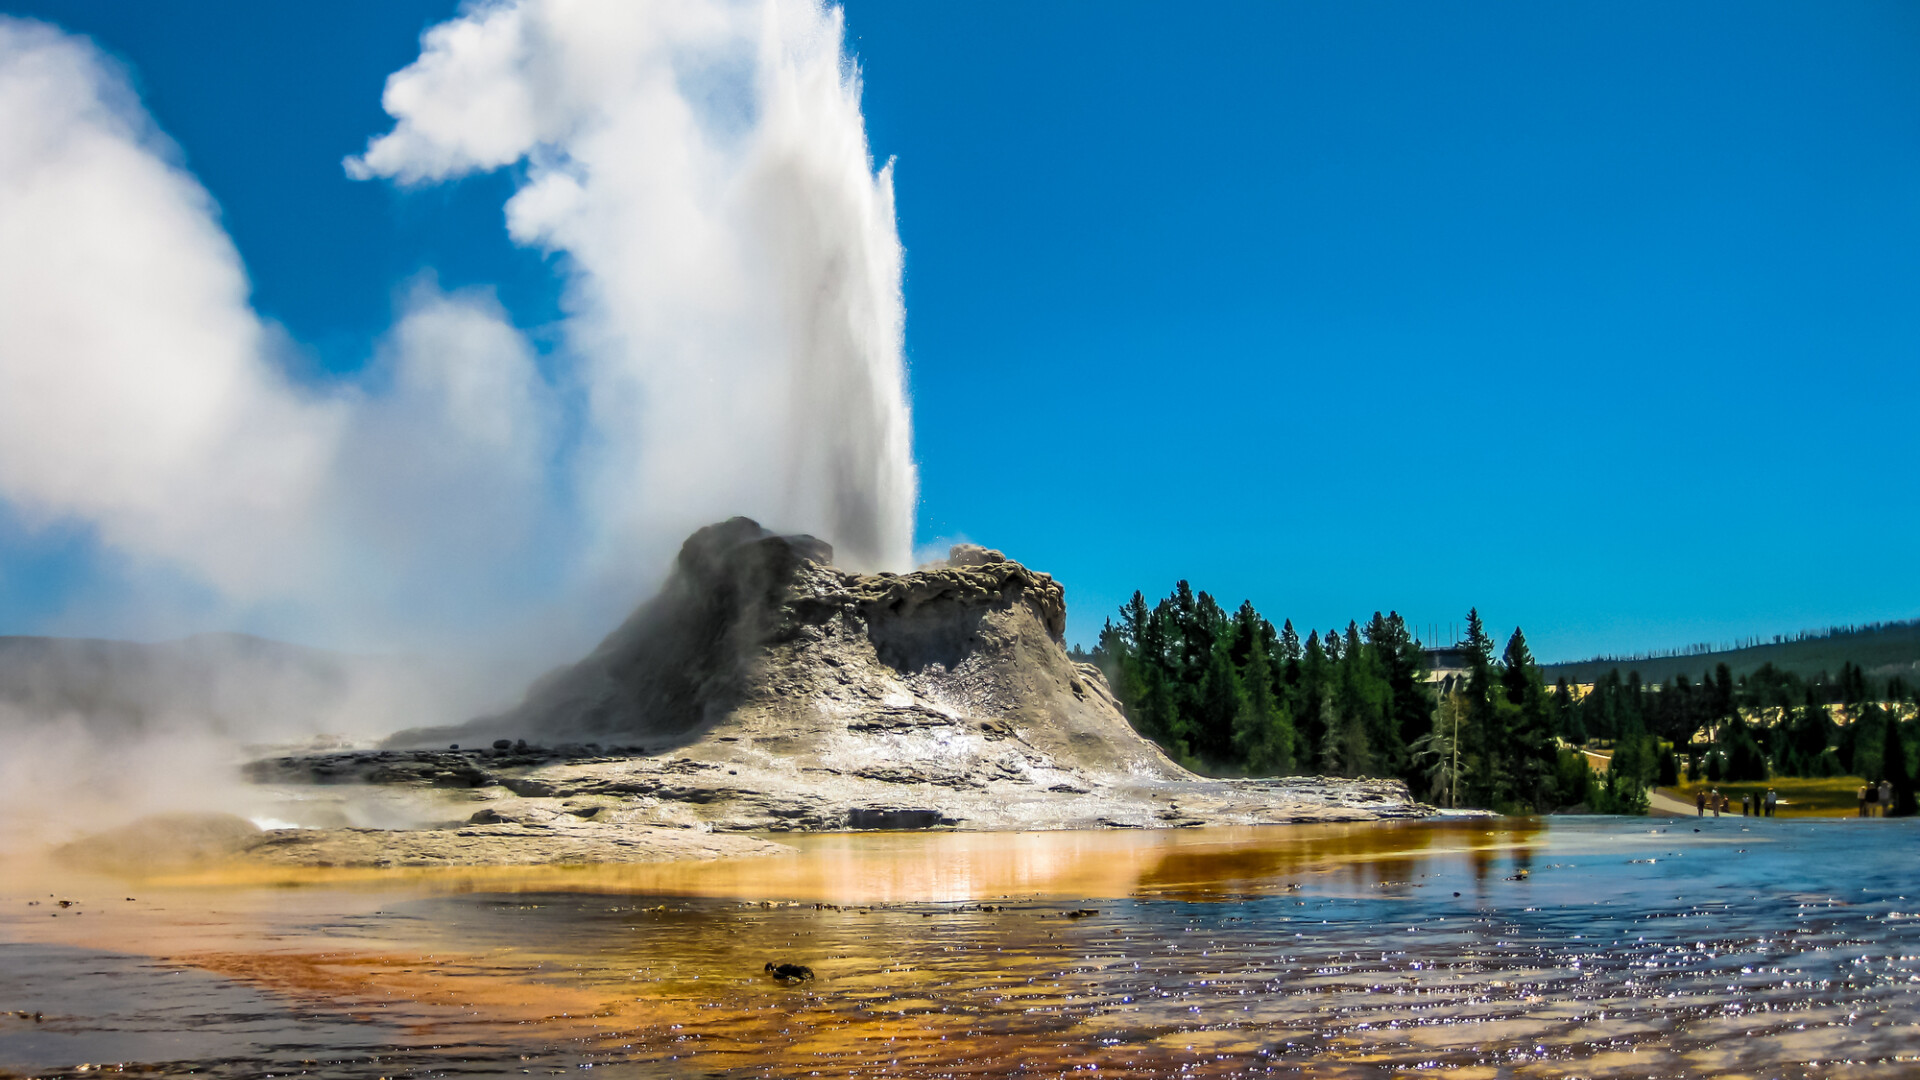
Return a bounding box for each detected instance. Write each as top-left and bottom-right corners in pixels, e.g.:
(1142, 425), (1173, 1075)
(1742, 794), (1752, 817)
(1765, 787), (1777, 817)
(1858, 785), (1870, 817)
(1695, 789), (1707, 816)
(1880, 779), (1894, 817)
(1711, 788), (1722, 817)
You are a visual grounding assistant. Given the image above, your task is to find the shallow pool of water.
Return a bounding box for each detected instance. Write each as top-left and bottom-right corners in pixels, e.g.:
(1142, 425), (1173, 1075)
(3, 817), (1917, 1077)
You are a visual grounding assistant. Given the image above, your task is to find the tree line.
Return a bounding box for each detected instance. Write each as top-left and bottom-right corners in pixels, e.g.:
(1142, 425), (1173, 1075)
(1075, 585), (1628, 814)
(1555, 661), (1916, 814)
(1074, 581), (1919, 817)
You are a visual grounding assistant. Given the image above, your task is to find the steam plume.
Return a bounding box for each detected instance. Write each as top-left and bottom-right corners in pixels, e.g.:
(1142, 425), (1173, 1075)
(0, 3), (917, 834)
(354, 0), (916, 574)
(0, 1), (915, 661)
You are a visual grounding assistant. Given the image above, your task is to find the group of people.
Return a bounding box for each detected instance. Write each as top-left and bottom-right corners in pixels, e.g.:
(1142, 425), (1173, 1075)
(1694, 787), (1779, 817)
(1858, 779), (1897, 817)
(1691, 780), (1901, 817)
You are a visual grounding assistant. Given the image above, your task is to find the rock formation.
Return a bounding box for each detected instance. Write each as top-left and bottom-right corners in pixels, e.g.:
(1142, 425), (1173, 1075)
(248, 519), (1430, 848)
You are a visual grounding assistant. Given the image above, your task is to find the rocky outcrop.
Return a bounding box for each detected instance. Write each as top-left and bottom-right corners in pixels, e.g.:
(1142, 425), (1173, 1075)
(256, 519), (1431, 841)
(236, 821), (786, 868)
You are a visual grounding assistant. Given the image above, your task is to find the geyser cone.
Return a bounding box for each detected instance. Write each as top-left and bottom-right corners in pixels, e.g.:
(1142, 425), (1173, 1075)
(345, 519), (1430, 835)
(389, 516), (1170, 771)
(396, 518), (837, 747)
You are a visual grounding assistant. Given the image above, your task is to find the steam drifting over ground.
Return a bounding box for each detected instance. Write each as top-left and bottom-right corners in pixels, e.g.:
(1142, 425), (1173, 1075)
(0, 2), (916, 835)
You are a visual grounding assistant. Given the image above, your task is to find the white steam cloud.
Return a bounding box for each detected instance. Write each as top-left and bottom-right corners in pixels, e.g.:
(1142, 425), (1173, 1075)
(0, 2), (916, 678)
(0, 19), (345, 601)
(0, 3), (916, 839)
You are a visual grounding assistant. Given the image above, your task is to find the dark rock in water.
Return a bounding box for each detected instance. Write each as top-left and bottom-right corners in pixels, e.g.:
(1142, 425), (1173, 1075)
(492, 739), (513, 750)
(258, 518), (1431, 835)
(847, 807), (949, 830)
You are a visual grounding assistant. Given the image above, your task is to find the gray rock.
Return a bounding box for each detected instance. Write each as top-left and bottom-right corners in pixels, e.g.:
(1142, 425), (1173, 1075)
(254, 518), (1432, 838)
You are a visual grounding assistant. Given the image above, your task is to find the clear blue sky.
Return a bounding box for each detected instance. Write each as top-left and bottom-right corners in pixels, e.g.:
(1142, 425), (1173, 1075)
(2, 1), (1916, 662)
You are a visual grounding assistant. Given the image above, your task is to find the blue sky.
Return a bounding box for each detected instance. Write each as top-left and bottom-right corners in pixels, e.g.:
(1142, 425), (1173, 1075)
(1, 0), (1916, 662)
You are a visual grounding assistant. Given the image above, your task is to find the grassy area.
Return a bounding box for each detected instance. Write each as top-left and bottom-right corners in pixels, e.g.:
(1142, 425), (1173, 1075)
(1662, 776), (1879, 818)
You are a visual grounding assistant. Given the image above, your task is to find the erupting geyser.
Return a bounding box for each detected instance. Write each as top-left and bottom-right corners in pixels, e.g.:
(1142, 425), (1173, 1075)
(0, 1), (920, 835)
(0, 0), (917, 672)
(345, 0), (921, 576)
(244, 519), (1429, 859)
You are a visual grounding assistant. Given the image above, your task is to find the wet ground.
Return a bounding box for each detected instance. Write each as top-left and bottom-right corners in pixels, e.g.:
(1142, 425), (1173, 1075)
(2, 816), (1917, 1077)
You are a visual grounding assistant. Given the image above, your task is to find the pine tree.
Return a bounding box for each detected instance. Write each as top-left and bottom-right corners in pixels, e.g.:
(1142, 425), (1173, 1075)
(1196, 638), (1245, 765)
(1657, 747), (1680, 787)
(1233, 634), (1296, 775)
(1226, 601), (1259, 669)
(1328, 620), (1387, 777)
(1367, 611), (1429, 777)
(1840, 662), (1870, 708)
(1276, 618), (1304, 714)
(1299, 631), (1330, 764)
(1887, 717), (1917, 817)
(1500, 626), (1536, 705)
(1457, 609), (1503, 806)
(1552, 677), (1582, 743)
(1712, 663), (1736, 723)
(1277, 619), (1302, 664)
(1622, 670), (1646, 734)
(1120, 592), (1150, 655)
(1464, 608), (1494, 669)
(1499, 627), (1556, 811)
(1848, 704), (1888, 782)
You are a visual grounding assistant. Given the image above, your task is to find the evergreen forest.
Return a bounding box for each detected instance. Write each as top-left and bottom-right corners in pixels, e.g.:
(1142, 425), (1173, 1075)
(1558, 660), (1917, 814)
(1076, 583), (1919, 816)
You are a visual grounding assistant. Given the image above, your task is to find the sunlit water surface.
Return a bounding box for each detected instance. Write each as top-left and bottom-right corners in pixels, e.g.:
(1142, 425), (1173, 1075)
(3, 817), (1917, 1078)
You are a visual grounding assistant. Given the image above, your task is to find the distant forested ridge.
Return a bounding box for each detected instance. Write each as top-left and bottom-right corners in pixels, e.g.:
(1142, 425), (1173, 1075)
(1540, 616), (1919, 816)
(1541, 618), (1920, 687)
(1073, 587), (1642, 815)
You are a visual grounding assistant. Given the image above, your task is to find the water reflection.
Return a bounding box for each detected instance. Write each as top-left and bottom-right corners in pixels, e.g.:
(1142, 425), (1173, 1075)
(3, 818), (1917, 1077)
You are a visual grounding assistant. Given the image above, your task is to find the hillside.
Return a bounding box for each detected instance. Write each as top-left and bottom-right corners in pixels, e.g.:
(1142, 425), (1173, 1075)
(1541, 619), (1920, 687)
(0, 631), (444, 743)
